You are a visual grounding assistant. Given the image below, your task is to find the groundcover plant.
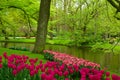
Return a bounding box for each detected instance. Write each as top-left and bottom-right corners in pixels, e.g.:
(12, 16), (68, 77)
(0, 51), (119, 80)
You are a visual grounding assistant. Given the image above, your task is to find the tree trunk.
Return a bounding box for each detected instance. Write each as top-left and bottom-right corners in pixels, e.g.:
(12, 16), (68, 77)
(13, 31), (16, 39)
(2, 30), (9, 40)
(33, 0), (51, 53)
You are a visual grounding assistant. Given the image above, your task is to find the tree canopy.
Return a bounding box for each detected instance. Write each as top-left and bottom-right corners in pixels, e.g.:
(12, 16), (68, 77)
(0, 0), (120, 52)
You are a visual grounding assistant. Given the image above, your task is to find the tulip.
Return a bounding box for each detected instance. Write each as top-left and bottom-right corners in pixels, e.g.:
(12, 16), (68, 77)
(111, 74), (119, 80)
(41, 73), (46, 79)
(12, 69), (17, 76)
(0, 64), (2, 68)
(63, 70), (69, 77)
(3, 52), (8, 59)
(106, 77), (110, 80)
(106, 72), (110, 77)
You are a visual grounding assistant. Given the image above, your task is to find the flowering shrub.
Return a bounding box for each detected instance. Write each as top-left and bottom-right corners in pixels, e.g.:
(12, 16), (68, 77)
(0, 52), (119, 80)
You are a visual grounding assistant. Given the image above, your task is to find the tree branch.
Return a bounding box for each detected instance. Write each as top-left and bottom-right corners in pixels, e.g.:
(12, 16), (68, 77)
(107, 0), (119, 8)
(0, 5), (36, 35)
(107, 0), (119, 10)
(115, 0), (120, 3)
(111, 38), (120, 51)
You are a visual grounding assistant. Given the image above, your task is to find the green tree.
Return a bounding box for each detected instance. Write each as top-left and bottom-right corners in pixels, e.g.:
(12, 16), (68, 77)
(0, 0), (39, 39)
(33, 0), (51, 53)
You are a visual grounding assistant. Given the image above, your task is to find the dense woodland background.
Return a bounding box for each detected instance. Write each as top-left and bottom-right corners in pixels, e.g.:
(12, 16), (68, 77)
(0, 0), (120, 52)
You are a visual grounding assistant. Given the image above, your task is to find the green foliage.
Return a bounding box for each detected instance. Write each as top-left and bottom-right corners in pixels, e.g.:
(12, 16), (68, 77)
(47, 39), (71, 46)
(0, 0), (39, 38)
(9, 47), (29, 51)
(91, 42), (112, 51)
(44, 52), (54, 61)
(0, 0), (120, 52)
(47, 0), (120, 49)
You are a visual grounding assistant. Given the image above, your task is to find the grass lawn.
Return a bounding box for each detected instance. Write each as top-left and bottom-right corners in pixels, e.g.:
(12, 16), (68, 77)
(0, 38), (35, 43)
(0, 48), (46, 63)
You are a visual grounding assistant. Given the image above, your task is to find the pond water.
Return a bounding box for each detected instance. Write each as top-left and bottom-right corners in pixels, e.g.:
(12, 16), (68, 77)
(0, 42), (120, 74)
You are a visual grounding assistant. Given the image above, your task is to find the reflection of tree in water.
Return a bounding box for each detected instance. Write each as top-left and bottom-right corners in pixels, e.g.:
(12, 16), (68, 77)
(4, 42), (8, 48)
(81, 47), (86, 59)
(104, 53), (110, 69)
(48, 46), (52, 51)
(117, 54), (120, 73)
(103, 53), (120, 74)
(111, 54), (120, 73)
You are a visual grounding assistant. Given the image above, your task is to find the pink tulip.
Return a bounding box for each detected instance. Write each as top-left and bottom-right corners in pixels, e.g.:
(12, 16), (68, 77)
(106, 72), (110, 77)
(58, 71), (62, 76)
(106, 77), (110, 80)
(80, 78), (86, 80)
(46, 68), (52, 74)
(41, 67), (45, 72)
(12, 64), (17, 69)
(36, 65), (40, 70)
(112, 74), (119, 80)
(73, 64), (79, 72)
(100, 70), (104, 74)
(29, 65), (35, 71)
(3, 52), (8, 59)
(0, 56), (2, 63)
(12, 69), (17, 76)
(0, 64), (2, 68)
(0, 56), (2, 59)
(46, 74), (54, 80)
(41, 73), (46, 79)
(63, 70), (69, 77)
(30, 70), (35, 76)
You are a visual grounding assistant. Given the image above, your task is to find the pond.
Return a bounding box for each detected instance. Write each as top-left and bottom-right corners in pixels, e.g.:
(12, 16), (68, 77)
(0, 42), (120, 74)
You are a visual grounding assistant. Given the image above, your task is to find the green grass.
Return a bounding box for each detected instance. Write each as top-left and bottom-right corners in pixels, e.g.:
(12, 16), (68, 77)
(0, 48), (46, 63)
(0, 38), (71, 46)
(0, 38), (35, 43)
(46, 39), (71, 45)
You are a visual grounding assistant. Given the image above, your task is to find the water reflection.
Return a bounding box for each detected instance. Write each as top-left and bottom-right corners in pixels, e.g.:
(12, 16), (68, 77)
(0, 42), (120, 74)
(0, 42), (8, 48)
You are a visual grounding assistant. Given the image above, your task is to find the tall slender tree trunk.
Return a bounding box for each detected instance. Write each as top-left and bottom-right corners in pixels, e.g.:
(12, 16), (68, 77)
(2, 30), (9, 40)
(33, 0), (51, 53)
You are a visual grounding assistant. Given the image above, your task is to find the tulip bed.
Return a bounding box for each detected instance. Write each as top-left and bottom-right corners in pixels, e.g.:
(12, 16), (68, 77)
(0, 51), (119, 80)
(43, 50), (120, 80)
(43, 50), (100, 68)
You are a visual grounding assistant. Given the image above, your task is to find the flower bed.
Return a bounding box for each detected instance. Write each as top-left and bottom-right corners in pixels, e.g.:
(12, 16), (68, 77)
(0, 52), (119, 80)
(44, 50), (100, 68)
